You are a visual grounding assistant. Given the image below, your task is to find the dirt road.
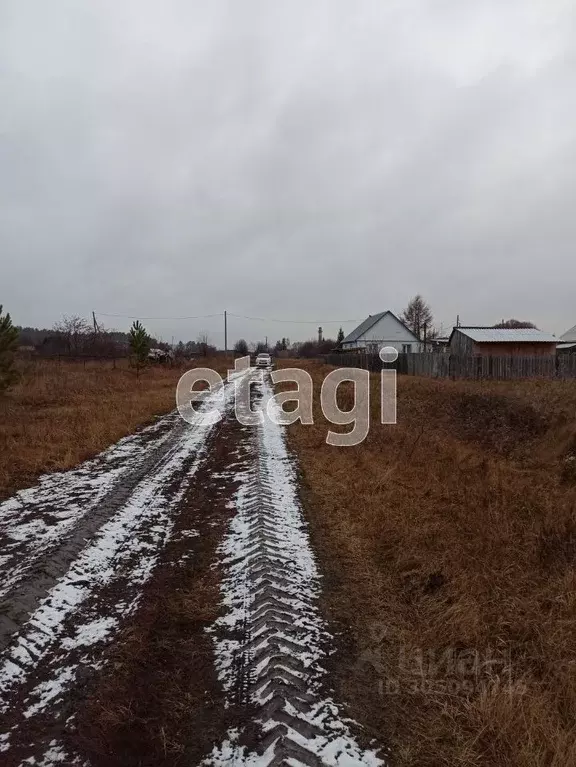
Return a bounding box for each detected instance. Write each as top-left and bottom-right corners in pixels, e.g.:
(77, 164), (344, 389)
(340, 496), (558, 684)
(0, 371), (385, 766)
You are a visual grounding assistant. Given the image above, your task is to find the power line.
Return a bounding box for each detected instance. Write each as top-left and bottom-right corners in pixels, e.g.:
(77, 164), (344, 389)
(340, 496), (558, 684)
(96, 311), (222, 320)
(95, 310), (363, 324)
(228, 313), (363, 324)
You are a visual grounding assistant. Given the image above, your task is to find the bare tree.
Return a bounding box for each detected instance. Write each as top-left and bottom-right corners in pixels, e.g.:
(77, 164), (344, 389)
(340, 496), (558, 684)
(234, 338), (249, 356)
(296, 338), (337, 358)
(53, 315), (91, 356)
(197, 332), (209, 357)
(184, 340), (199, 356)
(401, 295), (433, 340)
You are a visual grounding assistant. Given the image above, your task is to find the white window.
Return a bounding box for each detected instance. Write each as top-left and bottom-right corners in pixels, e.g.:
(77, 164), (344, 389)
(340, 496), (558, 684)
(402, 344), (412, 353)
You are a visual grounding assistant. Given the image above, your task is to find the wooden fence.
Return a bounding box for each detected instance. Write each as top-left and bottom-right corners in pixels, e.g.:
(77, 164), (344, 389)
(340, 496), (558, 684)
(324, 352), (576, 380)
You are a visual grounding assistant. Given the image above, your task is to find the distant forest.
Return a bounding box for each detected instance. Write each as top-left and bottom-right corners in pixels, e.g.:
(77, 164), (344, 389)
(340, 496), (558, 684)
(16, 316), (205, 358)
(17, 315), (339, 358)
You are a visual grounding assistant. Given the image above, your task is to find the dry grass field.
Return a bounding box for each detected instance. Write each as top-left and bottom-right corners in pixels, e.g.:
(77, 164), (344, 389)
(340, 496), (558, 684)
(286, 361), (576, 767)
(4, 355), (576, 764)
(0, 356), (230, 499)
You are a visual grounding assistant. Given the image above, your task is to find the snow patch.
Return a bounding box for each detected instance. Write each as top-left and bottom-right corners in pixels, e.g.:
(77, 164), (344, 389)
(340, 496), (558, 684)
(0, 375), (248, 758)
(206, 375), (385, 765)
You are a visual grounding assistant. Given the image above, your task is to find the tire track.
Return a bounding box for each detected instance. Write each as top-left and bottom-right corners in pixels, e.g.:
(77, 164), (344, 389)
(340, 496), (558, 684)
(68, 396), (257, 767)
(207, 375), (385, 767)
(0, 380), (241, 764)
(0, 411), (181, 590)
(0, 388), (227, 654)
(0, 418), (191, 653)
(1, 368), (387, 765)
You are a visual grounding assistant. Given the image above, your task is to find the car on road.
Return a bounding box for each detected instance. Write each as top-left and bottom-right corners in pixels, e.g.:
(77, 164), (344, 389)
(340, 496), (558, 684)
(255, 353), (273, 369)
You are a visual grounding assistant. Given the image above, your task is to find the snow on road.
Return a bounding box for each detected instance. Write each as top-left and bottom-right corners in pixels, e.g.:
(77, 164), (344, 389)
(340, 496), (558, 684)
(0, 379), (239, 764)
(0, 369), (386, 766)
(0, 413), (180, 601)
(207, 376), (385, 766)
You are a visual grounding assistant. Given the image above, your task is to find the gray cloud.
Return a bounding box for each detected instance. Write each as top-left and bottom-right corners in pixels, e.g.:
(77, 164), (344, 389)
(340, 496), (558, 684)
(2, 0), (576, 344)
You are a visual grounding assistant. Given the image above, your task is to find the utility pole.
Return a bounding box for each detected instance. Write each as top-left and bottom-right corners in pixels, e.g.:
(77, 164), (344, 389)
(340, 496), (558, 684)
(265, 335), (268, 351)
(92, 311), (98, 333)
(224, 310), (228, 356)
(318, 326), (323, 344)
(423, 321), (427, 352)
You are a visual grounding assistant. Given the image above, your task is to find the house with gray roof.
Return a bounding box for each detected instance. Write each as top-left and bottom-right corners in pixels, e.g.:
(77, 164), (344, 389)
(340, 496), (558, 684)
(449, 327), (559, 357)
(558, 324), (576, 353)
(340, 311), (422, 353)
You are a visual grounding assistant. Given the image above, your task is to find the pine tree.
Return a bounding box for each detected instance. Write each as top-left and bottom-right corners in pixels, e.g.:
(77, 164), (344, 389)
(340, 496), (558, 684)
(0, 305), (19, 393)
(401, 295), (433, 340)
(129, 320), (150, 377)
(337, 327), (345, 346)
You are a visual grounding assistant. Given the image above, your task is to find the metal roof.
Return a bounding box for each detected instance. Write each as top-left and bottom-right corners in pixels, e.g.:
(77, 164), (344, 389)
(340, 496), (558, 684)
(452, 327), (558, 343)
(341, 311), (418, 344)
(561, 324), (576, 342)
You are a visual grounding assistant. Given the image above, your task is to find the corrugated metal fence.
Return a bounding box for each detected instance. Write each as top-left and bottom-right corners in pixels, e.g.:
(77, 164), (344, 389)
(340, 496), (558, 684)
(324, 352), (576, 380)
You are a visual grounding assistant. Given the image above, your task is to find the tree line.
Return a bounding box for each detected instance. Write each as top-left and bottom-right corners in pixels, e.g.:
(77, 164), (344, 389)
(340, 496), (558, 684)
(232, 336), (339, 358)
(0, 300), (541, 394)
(16, 315), (218, 358)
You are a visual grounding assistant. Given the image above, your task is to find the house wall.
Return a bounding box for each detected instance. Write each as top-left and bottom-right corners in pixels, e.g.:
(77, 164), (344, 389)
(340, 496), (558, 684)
(343, 313), (422, 353)
(473, 342), (557, 357)
(449, 330), (474, 356)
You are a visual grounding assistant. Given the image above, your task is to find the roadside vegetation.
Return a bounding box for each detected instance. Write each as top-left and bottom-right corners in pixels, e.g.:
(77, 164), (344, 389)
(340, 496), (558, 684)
(0, 355), (230, 499)
(0, 305), (19, 394)
(287, 361), (576, 767)
(4, 345), (576, 764)
(129, 319), (152, 377)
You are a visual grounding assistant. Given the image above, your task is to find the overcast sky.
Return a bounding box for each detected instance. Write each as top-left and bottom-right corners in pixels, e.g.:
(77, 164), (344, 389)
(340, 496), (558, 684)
(2, 0), (575, 345)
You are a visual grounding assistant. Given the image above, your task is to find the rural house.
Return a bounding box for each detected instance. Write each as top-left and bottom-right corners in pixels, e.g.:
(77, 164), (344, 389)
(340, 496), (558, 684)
(341, 311), (422, 353)
(449, 327), (558, 357)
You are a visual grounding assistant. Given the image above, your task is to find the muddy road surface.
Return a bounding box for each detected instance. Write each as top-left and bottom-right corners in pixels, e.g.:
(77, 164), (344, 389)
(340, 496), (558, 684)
(0, 372), (385, 766)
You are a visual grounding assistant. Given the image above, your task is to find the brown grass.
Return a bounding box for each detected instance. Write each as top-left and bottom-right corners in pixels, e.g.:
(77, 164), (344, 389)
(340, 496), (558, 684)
(0, 356), (231, 499)
(286, 362), (576, 766)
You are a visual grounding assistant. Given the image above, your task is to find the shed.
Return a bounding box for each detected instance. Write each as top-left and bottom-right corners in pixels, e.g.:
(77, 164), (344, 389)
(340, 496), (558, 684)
(449, 327), (558, 357)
